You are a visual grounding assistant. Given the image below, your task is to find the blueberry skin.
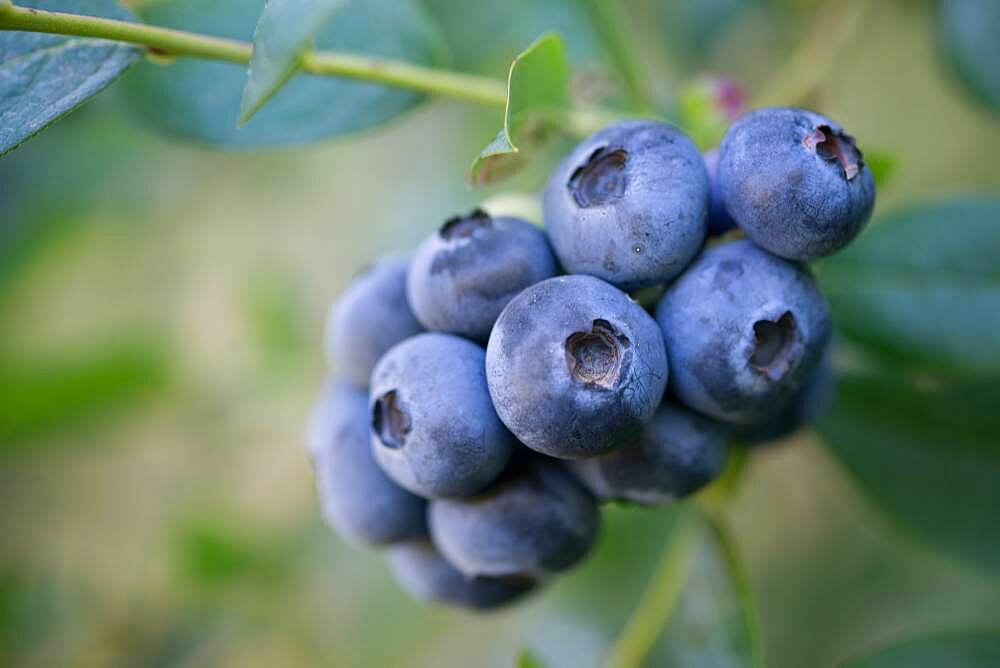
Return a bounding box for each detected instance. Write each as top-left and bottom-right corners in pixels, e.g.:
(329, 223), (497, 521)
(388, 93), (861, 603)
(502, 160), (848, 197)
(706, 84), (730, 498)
(654, 239), (832, 424)
(486, 275), (668, 459)
(307, 379), (426, 546)
(718, 107), (876, 260)
(570, 402), (729, 505)
(703, 149), (737, 236)
(326, 256), (423, 388)
(370, 333), (514, 498)
(543, 120), (709, 290)
(428, 459), (600, 578)
(386, 539), (535, 611)
(738, 343), (836, 445)
(407, 210), (558, 342)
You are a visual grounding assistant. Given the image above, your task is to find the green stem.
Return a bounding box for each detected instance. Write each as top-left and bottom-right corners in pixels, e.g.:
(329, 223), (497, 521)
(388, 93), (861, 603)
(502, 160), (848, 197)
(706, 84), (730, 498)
(0, 2), (508, 108)
(603, 512), (701, 668)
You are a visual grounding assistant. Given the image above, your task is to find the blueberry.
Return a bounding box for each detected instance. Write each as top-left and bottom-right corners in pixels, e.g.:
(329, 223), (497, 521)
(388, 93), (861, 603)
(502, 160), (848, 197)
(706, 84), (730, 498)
(326, 256), (423, 388)
(386, 539), (535, 610)
(307, 379), (426, 545)
(428, 458), (599, 578)
(486, 275), (668, 459)
(543, 120), (709, 290)
(703, 149), (736, 236)
(718, 107), (876, 260)
(370, 333), (514, 498)
(654, 239), (832, 424)
(570, 402), (729, 505)
(407, 209), (558, 341)
(738, 342), (836, 445)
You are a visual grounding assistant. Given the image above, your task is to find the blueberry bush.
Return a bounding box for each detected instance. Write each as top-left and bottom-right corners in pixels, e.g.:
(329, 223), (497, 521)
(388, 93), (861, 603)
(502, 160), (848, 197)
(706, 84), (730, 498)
(1, 0), (999, 666)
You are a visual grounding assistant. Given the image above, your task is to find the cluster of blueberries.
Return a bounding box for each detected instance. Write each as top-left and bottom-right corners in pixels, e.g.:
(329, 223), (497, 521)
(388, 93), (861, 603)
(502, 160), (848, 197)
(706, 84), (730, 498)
(309, 107), (875, 611)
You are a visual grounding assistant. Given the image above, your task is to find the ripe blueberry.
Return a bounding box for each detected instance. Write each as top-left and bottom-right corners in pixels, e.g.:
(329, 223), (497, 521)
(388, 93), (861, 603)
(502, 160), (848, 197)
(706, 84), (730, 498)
(370, 333), (514, 498)
(486, 275), (668, 459)
(703, 149), (737, 236)
(654, 239), (832, 424)
(308, 379), (426, 545)
(326, 256), (423, 388)
(738, 342), (836, 444)
(407, 209), (558, 342)
(570, 402), (729, 505)
(718, 107), (876, 260)
(543, 120), (709, 290)
(428, 458), (599, 578)
(386, 539), (535, 611)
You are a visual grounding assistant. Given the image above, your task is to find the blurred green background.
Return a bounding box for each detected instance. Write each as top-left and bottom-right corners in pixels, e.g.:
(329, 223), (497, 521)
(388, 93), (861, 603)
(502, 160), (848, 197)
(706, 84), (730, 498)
(2, 0), (999, 666)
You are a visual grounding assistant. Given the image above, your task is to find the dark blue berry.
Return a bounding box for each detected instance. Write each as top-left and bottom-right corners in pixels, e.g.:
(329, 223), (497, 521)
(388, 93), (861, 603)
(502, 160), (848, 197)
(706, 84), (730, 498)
(428, 458), (599, 578)
(308, 379), (426, 545)
(386, 539), (535, 610)
(486, 275), (668, 459)
(570, 402), (729, 505)
(654, 239), (831, 424)
(703, 148), (737, 236)
(718, 107), (876, 260)
(407, 209), (558, 341)
(738, 342), (836, 445)
(326, 256), (423, 388)
(370, 333), (514, 498)
(543, 120), (709, 290)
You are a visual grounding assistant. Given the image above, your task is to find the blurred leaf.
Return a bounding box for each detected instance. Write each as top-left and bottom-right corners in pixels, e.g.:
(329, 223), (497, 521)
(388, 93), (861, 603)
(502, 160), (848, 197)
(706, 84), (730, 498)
(820, 373), (1000, 573)
(0, 570), (78, 660)
(938, 0), (1000, 114)
(0, 338), (170, 448)
(470, 33), (569, 186)
(864, 148), (900, 189)
(820, 197), (1000, 379)
(125, 0), (445, 147)
(605, 508), (761, 668)
(844, 629), (1000, 668)
(239, 0), (345, 124)
(422, 0), (644, 109)
(651, 509), (761, 667)
(243, 270), (306, 369)
(174, 519), (290, 589)
(515, 648), (546, 668)
(643, 0), (757, 66)
(0, 0), (141, 156)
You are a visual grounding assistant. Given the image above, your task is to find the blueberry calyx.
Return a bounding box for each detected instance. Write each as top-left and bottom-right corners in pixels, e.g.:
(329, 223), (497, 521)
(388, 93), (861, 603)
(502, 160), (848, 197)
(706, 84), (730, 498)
(439, 209), (493, 240)
(568, 147), (629, 208)
(803, 125), (863, 180)
(565, 319), (631, 389)
(373, 389), (411, 449)
(749, 311), (796, 377)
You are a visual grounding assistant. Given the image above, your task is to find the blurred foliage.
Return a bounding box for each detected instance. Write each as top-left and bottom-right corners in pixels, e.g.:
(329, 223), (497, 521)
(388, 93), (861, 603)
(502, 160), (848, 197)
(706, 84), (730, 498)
(937, 0), (1000, 114)
(0, 0), (998, 666)
(844, 630), (1000, 668)
(124, 0), (445, 146)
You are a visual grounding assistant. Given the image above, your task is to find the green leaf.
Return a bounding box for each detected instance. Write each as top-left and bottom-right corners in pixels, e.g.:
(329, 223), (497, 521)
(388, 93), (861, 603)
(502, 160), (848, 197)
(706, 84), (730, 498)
(843, 629), (1000, 668)
(939, 0), (1000, 114)
(0, 338), (170, 449)
(125, 0), (445, 147)
(469, 33), (569, 186)
(651, 510), (761, 667)
(820, 373), (1000, 573)
(239, 0), (346, 124)
(422, 0), (634, 108)
(819, 197), (1000, 378)
(0, 0), (141, 156)
(514, 648), (546, 668)
(605, 508), (761, 668)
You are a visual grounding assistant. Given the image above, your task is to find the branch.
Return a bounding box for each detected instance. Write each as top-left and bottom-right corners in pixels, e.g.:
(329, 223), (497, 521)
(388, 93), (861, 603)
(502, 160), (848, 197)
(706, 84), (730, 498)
(0, 2), (508, 108)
